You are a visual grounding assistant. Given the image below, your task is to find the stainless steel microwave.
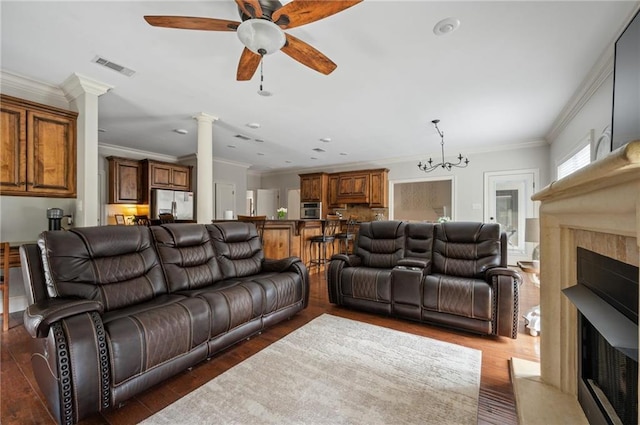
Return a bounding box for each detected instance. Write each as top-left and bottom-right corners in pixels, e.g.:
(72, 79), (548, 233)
(300, 202), (322, 219)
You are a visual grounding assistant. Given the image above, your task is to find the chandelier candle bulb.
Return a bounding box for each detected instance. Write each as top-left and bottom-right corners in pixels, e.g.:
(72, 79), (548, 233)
(418, 119), (470, 172)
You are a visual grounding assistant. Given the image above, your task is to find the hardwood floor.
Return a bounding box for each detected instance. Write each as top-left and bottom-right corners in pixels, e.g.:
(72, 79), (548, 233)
(1, 269), (540, 424)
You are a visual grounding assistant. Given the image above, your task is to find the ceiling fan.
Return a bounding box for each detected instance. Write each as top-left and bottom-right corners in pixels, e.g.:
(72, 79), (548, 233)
(144, 0), (362, 81)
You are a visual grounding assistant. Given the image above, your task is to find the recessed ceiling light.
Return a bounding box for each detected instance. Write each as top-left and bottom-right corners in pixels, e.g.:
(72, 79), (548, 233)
(319, 137), (332, 143)
(433, 17), (460, 36)
(257, 152), (264, 156)
(340, 152), (348, 156)
(173, 128), (188, 135)
(227, 144), (236, 148)
(98, 128), (107, 133)
(254, 139), (265, 143)
(312, 148), (326, 153)
(246, 123), (261, 129)
(285, 160), (292, 163)
(310, 157), (318, 160)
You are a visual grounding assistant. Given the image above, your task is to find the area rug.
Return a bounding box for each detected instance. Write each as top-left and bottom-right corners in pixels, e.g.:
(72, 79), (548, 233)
(141, 314), (481, 424)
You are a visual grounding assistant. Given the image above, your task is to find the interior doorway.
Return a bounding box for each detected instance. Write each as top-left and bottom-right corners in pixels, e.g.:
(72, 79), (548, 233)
(484, 169), (538, 262)
(214, 182), (236, 219)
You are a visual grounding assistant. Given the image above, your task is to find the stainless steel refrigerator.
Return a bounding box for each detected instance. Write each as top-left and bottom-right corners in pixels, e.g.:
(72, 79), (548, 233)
(151, 189), (194, 220)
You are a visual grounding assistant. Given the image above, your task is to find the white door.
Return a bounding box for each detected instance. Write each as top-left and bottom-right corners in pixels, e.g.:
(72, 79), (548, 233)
(484, 170), (537, 263)
(215, 182), (236, 219)
(256, 189), (279, 218)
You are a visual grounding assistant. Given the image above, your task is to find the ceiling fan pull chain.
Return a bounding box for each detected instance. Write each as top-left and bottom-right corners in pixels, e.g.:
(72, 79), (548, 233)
(259, 56), (264, 92)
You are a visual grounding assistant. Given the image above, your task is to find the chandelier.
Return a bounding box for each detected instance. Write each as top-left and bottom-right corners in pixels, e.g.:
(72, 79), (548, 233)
(417, 119), (470, 172)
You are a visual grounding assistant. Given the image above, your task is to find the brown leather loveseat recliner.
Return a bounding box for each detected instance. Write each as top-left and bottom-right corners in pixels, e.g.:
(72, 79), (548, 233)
(20, 222), (309, 424)
(328, 221), (521, 338)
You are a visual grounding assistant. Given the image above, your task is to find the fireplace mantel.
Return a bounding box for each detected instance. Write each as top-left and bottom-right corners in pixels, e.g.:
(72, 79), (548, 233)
(528, 140), (640, 420)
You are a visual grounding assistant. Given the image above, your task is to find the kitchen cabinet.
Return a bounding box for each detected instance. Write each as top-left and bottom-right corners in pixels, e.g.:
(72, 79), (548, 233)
(327, 174), (344, 209)
(107, 156), (141, 204)
(144, 160), (191, 191)
(299, 172), (327, 203)
(336, 171), (369, 204)
(0, 95), (77, 197)
(368, 169), (389, 208)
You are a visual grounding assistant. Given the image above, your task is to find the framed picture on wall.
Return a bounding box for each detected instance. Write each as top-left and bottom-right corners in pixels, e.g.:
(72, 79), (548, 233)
(115, 214), (125, 225)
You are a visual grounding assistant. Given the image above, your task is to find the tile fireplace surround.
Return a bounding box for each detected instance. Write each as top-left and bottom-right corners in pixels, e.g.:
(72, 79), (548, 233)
(524, 140), (640, 422)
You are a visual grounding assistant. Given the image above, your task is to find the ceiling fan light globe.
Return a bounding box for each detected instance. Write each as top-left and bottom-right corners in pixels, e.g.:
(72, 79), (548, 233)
(237, 19), (286, 55)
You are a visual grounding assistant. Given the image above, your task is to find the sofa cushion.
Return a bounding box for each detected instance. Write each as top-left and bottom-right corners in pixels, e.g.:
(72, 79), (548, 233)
(38, 226), (167, 311)
(423, 274), (492, 320)
(432, 222), (502, 278)
(152, 224), (223, 292)
(102, 295), (211, 385)
(339, 268), (392, 302)
(193, 281), (264, 338)
(206, 223), (264, 279)
(355, 221), (406, 268)
(404, 222), (435, 268)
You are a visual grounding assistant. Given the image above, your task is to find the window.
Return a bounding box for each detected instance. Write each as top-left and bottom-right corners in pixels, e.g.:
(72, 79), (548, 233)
(557, 144), (590, 179)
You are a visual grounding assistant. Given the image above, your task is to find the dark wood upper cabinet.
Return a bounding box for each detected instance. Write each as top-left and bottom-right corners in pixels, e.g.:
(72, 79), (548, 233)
(107, 157), (141, 204)
(0, 95), (77, 198)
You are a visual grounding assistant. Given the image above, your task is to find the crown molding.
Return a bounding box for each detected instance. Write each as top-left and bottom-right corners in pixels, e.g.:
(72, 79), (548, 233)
(546, 2), (640, 143)
(545, 46), (614, 143)
(0, 69), (69, 108)
(61, 73), (113, 101)
(98, 143), (178, 163)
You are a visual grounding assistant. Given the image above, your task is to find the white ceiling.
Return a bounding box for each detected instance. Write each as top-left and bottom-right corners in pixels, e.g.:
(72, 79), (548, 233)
(2, 1), (638, 172)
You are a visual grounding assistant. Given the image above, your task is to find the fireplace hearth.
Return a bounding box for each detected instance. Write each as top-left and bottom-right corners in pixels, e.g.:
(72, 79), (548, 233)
(564, 248), (639, 425)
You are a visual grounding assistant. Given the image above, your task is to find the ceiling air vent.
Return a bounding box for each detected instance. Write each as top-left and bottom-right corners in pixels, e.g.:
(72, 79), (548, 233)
(234, 134), (251, 141)
(92, 56), (136, 77)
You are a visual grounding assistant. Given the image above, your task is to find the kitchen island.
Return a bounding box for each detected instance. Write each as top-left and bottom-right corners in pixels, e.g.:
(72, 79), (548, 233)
(213, 219), (341, 268)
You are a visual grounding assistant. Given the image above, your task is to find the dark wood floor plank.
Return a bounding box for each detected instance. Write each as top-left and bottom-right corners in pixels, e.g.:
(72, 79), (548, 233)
(1, 268), (539, 425)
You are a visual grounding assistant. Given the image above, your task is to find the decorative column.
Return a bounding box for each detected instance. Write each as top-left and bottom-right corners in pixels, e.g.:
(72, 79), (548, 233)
(193, 113), (218, 224)
(62, 73), (112, 227)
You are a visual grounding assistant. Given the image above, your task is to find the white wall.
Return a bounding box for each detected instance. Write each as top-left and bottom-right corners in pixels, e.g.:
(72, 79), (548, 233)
(548, 74), (614, 178)
(261, 144), (550, 222)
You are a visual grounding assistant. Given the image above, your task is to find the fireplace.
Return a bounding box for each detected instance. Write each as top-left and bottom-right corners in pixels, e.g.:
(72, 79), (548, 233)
(564, 248), (639, 424)
(522, 140), (640, 423)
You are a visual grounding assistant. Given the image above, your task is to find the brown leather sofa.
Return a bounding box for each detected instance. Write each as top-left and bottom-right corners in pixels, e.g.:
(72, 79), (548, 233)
(327, 221), (521, 338)
(20, 222), (309, 425)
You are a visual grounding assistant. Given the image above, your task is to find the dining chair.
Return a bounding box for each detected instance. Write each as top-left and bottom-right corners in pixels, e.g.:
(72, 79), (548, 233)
(158, 213), (175, 223)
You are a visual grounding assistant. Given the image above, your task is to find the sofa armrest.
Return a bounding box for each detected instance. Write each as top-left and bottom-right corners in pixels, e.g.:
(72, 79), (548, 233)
(23, 298), (104, 338)
(263, 256), (302, 273)
(329, 254), (362, 267)
(397, 257), (431, 271)
(486, 267), (522, 338)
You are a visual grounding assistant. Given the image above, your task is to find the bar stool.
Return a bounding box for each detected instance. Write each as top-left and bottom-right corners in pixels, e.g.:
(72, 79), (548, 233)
(237, 215), (267, 243)
(308, 215), (341, 274)
(335, 216), (357, 255)
(1, 242), (10, 331)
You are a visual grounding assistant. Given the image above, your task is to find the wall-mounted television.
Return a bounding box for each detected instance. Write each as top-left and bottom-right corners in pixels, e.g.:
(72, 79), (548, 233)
(611, 8), (640, 151)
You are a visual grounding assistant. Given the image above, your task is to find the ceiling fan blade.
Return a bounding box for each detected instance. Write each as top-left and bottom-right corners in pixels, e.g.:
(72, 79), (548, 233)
(272, 1), (362, 29)
(237, 48), (262, 81)
(281, 33), (337, 75)
(235, 0), (263, 18)
(144, 16), (240, 31)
